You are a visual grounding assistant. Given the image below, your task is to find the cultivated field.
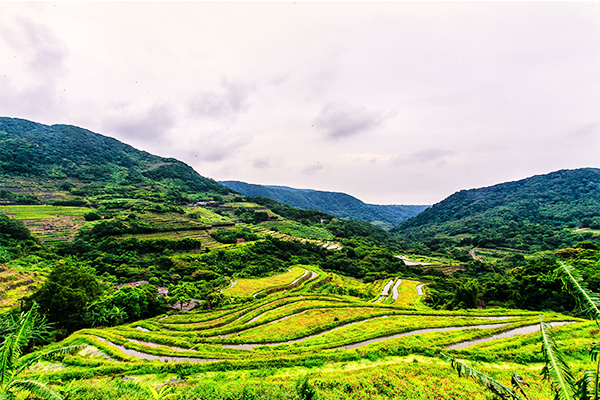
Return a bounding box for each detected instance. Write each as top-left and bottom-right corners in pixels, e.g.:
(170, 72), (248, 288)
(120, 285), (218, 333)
(31, 267), (582, 393)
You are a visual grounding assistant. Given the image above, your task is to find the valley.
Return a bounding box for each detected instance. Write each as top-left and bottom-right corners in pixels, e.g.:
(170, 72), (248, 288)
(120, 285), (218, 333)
(0, 117), (599, 399)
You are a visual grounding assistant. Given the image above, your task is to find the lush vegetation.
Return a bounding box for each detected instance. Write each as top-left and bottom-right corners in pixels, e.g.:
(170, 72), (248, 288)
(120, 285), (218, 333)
(220, 180), (428, 229)
(393, 168), (600, 252)
(0, 117), (232, 204)
(2, 117), (600, 399)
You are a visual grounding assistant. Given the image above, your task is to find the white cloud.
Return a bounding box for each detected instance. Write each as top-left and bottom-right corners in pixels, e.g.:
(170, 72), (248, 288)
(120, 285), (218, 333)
(313, 103), (395, 140)
(0, 2), (598, 204)
(188, 79), (257, 119)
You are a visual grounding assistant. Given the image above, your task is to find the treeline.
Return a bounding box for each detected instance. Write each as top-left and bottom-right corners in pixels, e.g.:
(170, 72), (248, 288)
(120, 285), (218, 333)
(423, 241), (600, 313)
(249, 196), (398, 247)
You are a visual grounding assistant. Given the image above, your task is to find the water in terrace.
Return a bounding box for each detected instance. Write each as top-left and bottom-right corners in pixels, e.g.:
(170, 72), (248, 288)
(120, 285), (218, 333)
(446, 321), (576, 349)
(391, 279), (402, 300)
(332, 322), (510, 350)
(373, 279), (394, 303)
(94, 336), (220, 363)
(220, 316), (536, 351)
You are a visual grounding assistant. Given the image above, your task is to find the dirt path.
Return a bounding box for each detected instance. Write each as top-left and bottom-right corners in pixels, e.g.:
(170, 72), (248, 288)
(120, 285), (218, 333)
(469, 247), (482, 261)
(391, 279), (402, 301)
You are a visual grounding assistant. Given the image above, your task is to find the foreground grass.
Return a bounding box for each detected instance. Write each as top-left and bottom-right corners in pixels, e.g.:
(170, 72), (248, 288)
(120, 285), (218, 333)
(35, 356), (558, 400)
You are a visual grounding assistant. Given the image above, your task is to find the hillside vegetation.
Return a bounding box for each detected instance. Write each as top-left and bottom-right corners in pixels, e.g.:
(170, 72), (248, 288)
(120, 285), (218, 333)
(0, 117), (231, 204)
(1, 117), (600, 400)
(393, 168), (600, 252)
(220, 180), (428, 229)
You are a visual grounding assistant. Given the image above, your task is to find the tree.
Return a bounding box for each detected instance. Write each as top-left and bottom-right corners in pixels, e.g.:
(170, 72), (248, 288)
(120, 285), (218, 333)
(0, 304), (81, 400)
(30, 260), (106, 329)
(168, 282), (199, 310)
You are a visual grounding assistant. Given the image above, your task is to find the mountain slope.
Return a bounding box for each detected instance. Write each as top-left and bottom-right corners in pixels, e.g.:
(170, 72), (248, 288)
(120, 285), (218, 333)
(219, 180), (428, 229)
(0, 117), (231, 201)
(392, 168), (600, 251)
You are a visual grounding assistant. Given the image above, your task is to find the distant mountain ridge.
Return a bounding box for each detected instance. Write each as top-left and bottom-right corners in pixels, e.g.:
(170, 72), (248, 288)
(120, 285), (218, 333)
(219, 180), (429, 229)
(0, 117), (231, 200)
(392, 168), (600, 251)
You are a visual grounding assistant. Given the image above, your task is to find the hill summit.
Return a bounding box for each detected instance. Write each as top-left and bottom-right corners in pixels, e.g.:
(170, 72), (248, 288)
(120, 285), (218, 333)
(0, 117), (231, 203)
(392, 168), (600, 251)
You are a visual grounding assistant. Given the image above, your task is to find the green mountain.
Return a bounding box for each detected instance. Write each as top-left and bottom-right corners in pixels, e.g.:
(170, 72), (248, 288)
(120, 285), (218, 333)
(219, 180), (428, 229)
(0, 116), (232, 203)
(392, 168), (600, 252)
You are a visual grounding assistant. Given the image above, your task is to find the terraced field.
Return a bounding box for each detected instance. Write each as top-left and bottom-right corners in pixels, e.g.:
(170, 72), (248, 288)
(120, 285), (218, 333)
(0, 205), (92, 243)
(223, 266), (311, 297)
(36, 267), (582, 386)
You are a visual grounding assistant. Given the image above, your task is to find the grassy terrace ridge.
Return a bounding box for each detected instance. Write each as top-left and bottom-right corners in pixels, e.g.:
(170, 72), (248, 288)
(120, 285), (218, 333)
(392, 279), (422, 306)
(0, 204), (92, 219)
(31, 268), (583, 386)
(223, 266), (310, 297)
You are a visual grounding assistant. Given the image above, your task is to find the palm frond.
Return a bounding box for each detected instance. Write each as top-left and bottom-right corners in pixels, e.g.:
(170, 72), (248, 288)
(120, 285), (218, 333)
(0, 334), (17, 386)
(6, 378), (61, 400)
(0, 304), (38, 385)
(13, 345), (85, 378)
(590, 343), (600, 400)
(572, 371), (595, 400)
(511, 374), (531, 400)
(559, 262), (600, 323)
(540, 316), (575, 400)
(441, 352), (526, 400)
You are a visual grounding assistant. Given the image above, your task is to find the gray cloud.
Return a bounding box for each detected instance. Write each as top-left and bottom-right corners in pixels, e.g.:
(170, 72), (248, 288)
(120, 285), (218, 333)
(103, 103), (176, 140)
(313, 103), (394, 140)
(1, 18), (68, 76)
(302, 163), (325, 175)
(188, 79), (256, 119)
(392, 148), (455, 168)
(191, 132), (251, 163)
(566, 121), (600, 138)
(0, 18), (68, 117)
(252, 157), (272, 169)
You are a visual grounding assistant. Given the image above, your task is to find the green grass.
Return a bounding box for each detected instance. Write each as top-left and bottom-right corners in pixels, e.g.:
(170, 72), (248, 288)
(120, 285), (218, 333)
(26, 355), (562, 400)
(225, 202), (266, 208)
(223, 266), (308, 297)
(0, 205), (91, 219)
(261, 220), (334, 241)
(186, 206), (236, 226)
(398, 253), (462, 266)
(393, 280), (420, 306)
(0, 256), (51, 310)
(19, 267), (586, 400)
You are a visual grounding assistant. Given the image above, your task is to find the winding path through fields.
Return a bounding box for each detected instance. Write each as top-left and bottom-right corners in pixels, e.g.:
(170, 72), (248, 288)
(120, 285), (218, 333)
(391, 279), (402, 301)
(373, 279), (395, 303)
(469, 247), (481, 261)
(446, 321), (575, 349)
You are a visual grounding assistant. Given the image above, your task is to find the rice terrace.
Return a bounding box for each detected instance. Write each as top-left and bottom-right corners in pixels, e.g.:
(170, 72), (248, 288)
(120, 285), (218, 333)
(1, 120), (600, 400)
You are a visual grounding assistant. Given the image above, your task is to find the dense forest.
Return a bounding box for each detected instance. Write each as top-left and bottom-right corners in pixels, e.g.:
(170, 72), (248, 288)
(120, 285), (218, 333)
(220, 180), (428, 229)
(393, 168), (600, 252)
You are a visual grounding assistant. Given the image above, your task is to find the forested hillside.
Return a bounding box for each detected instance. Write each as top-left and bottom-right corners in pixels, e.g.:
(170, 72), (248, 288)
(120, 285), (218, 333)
(1, 117), (599, 400)
(393, 168), (600, 252)
(0, 117), (231, 203)
(220, 180), (428, 229)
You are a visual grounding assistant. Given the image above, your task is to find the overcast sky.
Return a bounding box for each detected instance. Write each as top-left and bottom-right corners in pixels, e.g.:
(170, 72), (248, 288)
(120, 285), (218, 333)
(1, 2), (599, 205)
